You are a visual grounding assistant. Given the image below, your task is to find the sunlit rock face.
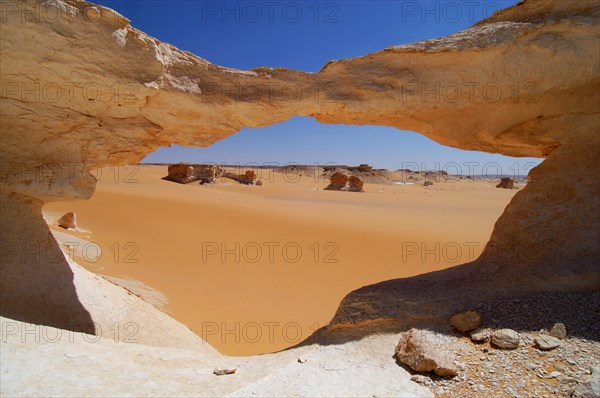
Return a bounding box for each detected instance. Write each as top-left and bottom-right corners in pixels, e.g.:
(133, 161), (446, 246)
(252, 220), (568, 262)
(0, 0), (598, 335)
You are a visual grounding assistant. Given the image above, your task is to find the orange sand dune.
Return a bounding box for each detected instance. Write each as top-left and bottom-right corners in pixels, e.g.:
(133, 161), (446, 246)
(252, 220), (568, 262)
(43, 165), (518, 356)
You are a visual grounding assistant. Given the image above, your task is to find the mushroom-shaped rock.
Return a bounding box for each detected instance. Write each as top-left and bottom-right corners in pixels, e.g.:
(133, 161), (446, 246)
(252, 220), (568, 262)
(348, 176), (364, 192)
(324, 172), (349, 191)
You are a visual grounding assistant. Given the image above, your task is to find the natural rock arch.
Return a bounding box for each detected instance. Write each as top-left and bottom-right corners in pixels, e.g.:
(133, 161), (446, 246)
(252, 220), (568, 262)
(0, 0), (598, 344)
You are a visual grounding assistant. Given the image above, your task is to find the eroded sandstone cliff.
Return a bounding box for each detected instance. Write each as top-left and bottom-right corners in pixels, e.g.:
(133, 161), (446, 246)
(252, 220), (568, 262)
(0, 0), (598, 339)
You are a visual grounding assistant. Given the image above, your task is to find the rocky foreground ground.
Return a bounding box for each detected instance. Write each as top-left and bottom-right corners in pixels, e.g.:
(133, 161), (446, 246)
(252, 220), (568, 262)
(397, 291), (600, 397)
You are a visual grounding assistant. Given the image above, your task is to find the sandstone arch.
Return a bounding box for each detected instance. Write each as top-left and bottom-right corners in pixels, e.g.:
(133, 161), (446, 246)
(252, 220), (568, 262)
(0, 0), (598, 343)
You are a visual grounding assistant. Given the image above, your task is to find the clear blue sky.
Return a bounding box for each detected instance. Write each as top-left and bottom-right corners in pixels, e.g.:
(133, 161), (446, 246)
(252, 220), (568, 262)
(95, 0), (541, 175)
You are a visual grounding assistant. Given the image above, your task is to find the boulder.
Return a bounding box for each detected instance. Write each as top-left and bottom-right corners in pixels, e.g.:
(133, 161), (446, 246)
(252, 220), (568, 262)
(496, 177), (515, 189)
(57, 212), (77, 229)
(348, 176), (364, 192)
(450, 310), (482, 333)
(491, 329), (520, 349)
(357, 164), (373, 172)
(423, 181), (433, 187)
(394, 329), (458, 377)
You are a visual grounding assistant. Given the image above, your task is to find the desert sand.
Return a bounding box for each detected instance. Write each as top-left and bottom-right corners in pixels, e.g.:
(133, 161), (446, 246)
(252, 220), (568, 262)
(43, 165), (518, 356)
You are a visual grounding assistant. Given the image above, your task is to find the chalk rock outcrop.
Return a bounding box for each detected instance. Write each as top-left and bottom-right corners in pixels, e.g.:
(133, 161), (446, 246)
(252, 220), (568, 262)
(0, 0), (598, 342)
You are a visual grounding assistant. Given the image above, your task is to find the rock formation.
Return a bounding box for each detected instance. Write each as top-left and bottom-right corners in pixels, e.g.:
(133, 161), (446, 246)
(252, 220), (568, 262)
(195, 164), (222, 184)
(348, 176), (365, 192)
(223, 170), (257, 185)
(0, 0), (598, 353)
(324, 172), (349, 191)
(163, 163), (223, 184)
(163, 163), (197, 184)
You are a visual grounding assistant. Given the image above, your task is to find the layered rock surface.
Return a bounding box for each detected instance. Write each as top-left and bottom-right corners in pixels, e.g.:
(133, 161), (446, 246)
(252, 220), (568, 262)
(0, 0), (598, 373)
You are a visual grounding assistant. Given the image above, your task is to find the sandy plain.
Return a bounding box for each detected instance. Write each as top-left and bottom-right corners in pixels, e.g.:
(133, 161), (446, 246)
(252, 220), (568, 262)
(43, 165), (519, 356)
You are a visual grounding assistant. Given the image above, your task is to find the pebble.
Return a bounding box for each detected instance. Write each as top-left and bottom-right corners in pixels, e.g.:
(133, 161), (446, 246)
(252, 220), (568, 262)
(410, 374), (430, 384)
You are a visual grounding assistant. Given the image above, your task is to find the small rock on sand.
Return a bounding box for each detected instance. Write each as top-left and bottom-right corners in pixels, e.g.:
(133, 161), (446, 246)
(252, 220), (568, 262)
(491, 329), (520, 349)
(470, 328), (490, 343)
(58, 212), (77, 229)
(213, 368), (236, 376)
(535, 334), (562, 350)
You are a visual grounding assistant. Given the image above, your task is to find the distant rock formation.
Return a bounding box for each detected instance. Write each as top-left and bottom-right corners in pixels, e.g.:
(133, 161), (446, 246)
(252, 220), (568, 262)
(348, 176), (364, 192)
(196, 165), (221, 185)
(356, 164), (373, 173)
(223, 170), (258, 185)
(324, 172), (349, 191)
(324, 173), (365, 192)
(496, 178), (515, 189)
(164, 163), (197, 184)
(163, 164), (223, 184)
(57, 212), (77, 229)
